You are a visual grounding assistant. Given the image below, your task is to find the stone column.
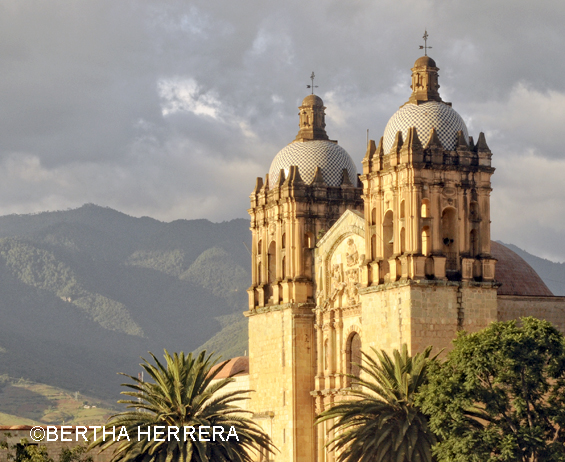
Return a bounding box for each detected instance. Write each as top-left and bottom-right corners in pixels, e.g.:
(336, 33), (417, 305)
(336, 317), (344, 388)
(316, 312), (324, 390)
(316, 396), (325, 462)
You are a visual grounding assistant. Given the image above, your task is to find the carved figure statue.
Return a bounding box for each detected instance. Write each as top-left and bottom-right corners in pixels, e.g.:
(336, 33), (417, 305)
(345, 268), (359, 305)
(331, 264), (342, 291)
(346, 238), (359, 267)
(328, 263), (345, 304)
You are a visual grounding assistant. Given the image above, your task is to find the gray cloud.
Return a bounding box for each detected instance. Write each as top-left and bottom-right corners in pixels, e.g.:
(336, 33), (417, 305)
(1, 0), (565, 260)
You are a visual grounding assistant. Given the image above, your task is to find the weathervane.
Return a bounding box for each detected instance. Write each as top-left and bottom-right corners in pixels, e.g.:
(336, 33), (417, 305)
(307, 72), (318, 94)
(419, 30), (432, 56)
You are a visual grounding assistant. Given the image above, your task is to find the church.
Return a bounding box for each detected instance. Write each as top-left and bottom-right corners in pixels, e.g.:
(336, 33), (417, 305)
(241, 52), (565, 462)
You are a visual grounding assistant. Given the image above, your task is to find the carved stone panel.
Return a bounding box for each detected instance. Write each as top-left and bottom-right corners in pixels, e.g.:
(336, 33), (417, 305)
(327, 234), (365, 308)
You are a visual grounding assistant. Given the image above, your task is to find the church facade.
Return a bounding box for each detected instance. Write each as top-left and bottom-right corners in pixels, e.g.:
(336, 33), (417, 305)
(244, 55), (565, 462)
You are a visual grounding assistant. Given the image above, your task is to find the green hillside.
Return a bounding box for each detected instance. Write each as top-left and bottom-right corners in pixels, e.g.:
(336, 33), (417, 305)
(0, 376), (116, 425)
(194, 312), (248, 360)
(0, 204), (251, 400)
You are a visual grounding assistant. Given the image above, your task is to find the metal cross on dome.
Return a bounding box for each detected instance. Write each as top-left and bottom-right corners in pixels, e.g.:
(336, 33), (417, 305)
(419, 30), (432, 56)
(307, 72), (318, 94)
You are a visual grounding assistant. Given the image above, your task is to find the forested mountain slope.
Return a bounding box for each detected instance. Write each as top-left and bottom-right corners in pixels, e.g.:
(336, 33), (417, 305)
(0, 204), (250, 399)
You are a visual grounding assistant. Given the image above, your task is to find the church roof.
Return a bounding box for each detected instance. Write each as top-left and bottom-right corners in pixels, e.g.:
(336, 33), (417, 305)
(491, 241), (553, 296)
(209, 356), (249, 378)
(268, 93), (358, 188)
(269, 140), (357, 187)
(382, 55), (469, 154)
(383, 101), (469, 154)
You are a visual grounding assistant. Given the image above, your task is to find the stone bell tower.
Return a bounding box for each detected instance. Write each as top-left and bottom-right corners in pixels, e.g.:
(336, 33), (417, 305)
(359, 55), (498, 355)
(245, 93), (362, 462)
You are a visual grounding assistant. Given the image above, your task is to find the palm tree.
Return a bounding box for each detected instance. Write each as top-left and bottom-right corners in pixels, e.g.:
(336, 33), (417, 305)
(316, 344), (437, 462)
(90, 350), (273, 462)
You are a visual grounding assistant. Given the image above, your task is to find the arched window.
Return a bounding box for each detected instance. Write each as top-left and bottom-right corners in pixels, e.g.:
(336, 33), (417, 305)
(346, 332), (362, 386)
(441, 208), (457, 248)
(281, 256), (286, 279)
(383, 210), (394, 276)
(442, 207), (458, 271)
(400, 200), (406, 219)
(268, 241), (276, 283)
(470, 229), (478, 256)
(371, 207), (377, 226)
(304, 233), (314, 278)
(400, 227), (406, 254)
(421, 199), (430, 218)
(281, 233), (286, 249)
(258, 239), (262, 254)
(470, 201), (479, 220)
(422, 226), (430, 256)
(371, 234), (377, 260)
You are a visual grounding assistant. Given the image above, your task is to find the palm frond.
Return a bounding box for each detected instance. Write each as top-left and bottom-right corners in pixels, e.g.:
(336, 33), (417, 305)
(316, 344), (437, 462)
(89, 350), (274, 462)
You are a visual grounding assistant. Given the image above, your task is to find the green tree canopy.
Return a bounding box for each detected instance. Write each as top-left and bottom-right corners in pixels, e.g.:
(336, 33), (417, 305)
(317, 344), (437, 462)
(90, 350), (273, 462)
(419, 317), (565, 462)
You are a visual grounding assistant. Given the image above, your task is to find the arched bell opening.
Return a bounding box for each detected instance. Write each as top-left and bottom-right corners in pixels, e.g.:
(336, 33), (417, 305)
(422, 226), (431, 256)
(400, 227), (406, 254)
(382, 210), (394, 279)
(470, 201), (479, 220)
(304, 232), (314, 280)
(470, 229), (478, 257)
(441, 207), (458, 273)
(421, 199), (430, 218)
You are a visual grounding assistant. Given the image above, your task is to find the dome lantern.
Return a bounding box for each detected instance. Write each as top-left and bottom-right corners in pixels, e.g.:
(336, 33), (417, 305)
(409, 55), (442, 104)
(295, 94), (329, 142)
(382, 55), (469, 154)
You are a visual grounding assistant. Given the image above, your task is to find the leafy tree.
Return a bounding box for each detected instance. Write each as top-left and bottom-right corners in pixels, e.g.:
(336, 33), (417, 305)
(0, 437), (53, 462)
(58, 445), (93, 462)
(419, 317), (565, 462)
(0, 437), (91, 462)
(90, 350), (273, 462)
(317, 344), (437, 462)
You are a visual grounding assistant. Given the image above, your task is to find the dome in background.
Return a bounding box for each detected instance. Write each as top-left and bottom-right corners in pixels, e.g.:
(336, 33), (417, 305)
(491, 241), (553, 296)
(269, 140), (357, 187)
(383, 101), (469, 153)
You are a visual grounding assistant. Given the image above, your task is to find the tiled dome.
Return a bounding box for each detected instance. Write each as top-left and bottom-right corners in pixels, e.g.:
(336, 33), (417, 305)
(269, 140), (357, 187)
(383, 101), (468, 154)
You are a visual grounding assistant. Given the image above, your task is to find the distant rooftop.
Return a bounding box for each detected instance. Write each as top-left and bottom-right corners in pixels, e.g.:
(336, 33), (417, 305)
(209, 356), (249, 379)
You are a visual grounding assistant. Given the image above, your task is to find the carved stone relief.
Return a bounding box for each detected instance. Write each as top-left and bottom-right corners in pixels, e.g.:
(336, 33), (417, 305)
(325, 234), (365, 308)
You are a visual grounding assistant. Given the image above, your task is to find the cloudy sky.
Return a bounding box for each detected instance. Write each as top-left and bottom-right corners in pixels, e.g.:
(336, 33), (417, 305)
(1, 0), (565, 261)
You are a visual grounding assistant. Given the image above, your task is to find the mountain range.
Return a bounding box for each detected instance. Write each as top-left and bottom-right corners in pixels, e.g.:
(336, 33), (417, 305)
(0, 204), (250, 401)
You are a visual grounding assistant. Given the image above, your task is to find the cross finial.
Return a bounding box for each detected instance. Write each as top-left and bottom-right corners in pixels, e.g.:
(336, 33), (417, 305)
(419, 30), (432, 56)
(306, 72), (318, 94)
